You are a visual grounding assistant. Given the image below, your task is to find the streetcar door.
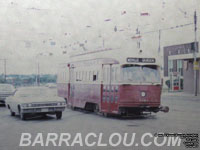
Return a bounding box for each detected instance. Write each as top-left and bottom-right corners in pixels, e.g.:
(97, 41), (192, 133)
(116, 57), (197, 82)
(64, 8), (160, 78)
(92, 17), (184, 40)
(69, 66), (75, 106)
(102, 64), (112, 113)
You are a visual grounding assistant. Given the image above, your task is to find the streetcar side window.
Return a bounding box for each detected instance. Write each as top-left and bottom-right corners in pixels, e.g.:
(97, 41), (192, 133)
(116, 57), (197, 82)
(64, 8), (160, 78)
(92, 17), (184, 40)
(80, 71), (82, 81)
(79, 71), (81, 81)
(103, 68), (106, 82)
(85, 71), (87, 81)
(93, 71), (96, 81)
(87, 71), (89, 81)
(107, 68), (110, 82)
(93, 74), (97, 81)
(64, 72), (66, 82)
(97, 71), (99, 81)
(115, 67), (118, 82)
(76, 72), (78, 81)
(93, 70), (99, 82)
(82, 71), (84, 81)
(111, 67), (115, 82)
(89, 71), (91, 81)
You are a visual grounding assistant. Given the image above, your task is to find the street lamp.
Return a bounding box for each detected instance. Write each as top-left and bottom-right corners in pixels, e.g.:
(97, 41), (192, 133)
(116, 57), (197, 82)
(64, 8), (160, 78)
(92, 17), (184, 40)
(193, 10), (198, 96)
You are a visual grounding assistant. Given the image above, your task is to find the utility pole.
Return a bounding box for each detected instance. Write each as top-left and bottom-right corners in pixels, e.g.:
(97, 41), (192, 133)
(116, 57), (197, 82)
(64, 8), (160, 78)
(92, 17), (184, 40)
(193, 10), (198, 96)
(37, 62), (40, 86)
(158, 30), (161, 53)
(4, 59), (6, 82)
(0, 59), (7, 82)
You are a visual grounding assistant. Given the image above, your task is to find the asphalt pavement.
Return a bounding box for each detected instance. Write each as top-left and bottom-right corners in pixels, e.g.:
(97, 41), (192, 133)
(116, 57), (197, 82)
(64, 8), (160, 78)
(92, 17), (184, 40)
(0, 94), (199, 150)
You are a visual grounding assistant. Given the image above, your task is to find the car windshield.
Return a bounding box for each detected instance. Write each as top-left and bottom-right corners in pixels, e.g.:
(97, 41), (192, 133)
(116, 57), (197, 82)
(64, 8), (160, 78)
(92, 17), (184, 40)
(15, 87), (56, 97)
(0, 84), (15, 92)
(121, 64), (161, 83)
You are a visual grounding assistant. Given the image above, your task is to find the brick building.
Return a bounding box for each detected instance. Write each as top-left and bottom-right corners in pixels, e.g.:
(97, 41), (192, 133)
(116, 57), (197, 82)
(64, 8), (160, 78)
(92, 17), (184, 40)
(163, 42), (200, 94)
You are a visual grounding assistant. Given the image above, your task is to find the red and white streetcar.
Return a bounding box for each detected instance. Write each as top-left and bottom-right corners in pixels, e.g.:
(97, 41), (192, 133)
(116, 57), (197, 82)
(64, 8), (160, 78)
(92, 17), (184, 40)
(57, 48), (169, 116)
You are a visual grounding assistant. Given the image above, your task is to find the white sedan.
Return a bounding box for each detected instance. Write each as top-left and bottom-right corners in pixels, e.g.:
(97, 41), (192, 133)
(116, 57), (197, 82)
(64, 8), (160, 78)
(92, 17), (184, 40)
(0, 84), (16, 105)
(6, 86), (66, 120)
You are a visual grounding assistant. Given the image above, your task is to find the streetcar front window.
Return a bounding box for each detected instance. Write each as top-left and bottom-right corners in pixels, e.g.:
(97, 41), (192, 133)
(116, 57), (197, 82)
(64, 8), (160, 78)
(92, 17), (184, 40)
(121, 64), (161, 83)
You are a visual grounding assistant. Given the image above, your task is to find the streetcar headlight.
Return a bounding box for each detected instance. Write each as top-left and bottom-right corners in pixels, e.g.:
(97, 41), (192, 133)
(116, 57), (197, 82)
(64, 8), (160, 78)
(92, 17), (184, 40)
(141, 92), (146, 97)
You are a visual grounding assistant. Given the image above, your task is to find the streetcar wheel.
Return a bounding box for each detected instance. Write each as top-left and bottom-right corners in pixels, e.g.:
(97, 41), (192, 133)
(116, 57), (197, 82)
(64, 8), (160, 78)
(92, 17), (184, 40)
(56, 112), (62, 120)
(103, 113), (110, 117)
(8, 105), (15, 116)
(42, 114), (47, 117)
(94, 104), (99, 114)
(71, 106), (76, 110)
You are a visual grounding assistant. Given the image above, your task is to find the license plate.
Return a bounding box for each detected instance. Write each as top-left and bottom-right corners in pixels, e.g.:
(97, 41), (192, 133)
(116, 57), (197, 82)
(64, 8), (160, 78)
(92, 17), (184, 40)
(41, 108), (49, 112)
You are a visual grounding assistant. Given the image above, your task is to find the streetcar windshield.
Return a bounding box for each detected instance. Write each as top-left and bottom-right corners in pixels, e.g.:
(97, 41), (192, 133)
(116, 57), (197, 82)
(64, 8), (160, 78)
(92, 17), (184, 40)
(121, 64), (161, 83)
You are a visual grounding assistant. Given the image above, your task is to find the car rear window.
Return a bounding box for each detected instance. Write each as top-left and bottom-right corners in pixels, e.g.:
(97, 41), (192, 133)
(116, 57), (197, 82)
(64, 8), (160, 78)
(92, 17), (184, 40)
(0, 84), (15, 92)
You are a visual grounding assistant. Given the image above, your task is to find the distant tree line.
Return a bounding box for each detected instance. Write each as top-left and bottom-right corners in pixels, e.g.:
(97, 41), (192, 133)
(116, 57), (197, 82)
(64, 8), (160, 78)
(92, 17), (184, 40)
(0, 74), (57, 87)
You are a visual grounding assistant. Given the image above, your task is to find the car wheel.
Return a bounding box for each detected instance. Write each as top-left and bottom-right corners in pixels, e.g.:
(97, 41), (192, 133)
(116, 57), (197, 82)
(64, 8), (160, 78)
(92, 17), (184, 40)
(20, 113), (26, 120)
(56, 112), (62, 120)
(10, 109), (15, 116)
(18, 107), (26, 120)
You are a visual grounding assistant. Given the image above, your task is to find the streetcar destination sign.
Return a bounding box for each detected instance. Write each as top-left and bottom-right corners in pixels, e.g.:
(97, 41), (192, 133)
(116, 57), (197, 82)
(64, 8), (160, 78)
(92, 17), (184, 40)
(127, 57), (156, 63)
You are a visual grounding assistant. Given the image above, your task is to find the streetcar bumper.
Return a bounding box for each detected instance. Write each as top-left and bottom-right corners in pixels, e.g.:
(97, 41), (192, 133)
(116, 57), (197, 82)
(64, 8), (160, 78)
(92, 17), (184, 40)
(118, 103), (169, 115)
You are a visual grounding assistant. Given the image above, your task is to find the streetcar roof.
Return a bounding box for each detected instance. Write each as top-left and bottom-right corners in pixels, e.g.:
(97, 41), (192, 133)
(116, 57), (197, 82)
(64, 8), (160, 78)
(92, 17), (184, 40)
(69, 58), (119, 68)
(64, 47), (161, 68)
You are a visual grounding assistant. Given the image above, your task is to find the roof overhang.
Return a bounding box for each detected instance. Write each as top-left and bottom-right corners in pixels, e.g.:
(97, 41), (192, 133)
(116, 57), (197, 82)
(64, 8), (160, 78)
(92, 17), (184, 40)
(168, 53), (200, 60)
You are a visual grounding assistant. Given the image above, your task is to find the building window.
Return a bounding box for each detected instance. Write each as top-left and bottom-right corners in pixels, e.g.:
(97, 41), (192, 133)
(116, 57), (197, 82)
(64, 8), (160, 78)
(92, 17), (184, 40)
(177, 60), (183, 76)
(184, 61), (188, 71)
(168, 60), (173, 75)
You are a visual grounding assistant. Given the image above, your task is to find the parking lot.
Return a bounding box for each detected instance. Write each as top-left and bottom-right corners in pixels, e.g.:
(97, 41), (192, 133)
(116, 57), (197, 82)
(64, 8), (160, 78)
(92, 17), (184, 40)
(0, 92), (199, 150)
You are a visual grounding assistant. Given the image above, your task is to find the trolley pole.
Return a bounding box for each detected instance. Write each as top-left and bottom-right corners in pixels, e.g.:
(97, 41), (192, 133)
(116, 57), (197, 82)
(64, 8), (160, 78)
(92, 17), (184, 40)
(193, 10), (198, 96)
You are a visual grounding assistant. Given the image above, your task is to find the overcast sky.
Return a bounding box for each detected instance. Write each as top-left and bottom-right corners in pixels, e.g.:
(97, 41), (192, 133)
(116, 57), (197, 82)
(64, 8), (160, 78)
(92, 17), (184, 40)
(0, 0), (199, 74)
